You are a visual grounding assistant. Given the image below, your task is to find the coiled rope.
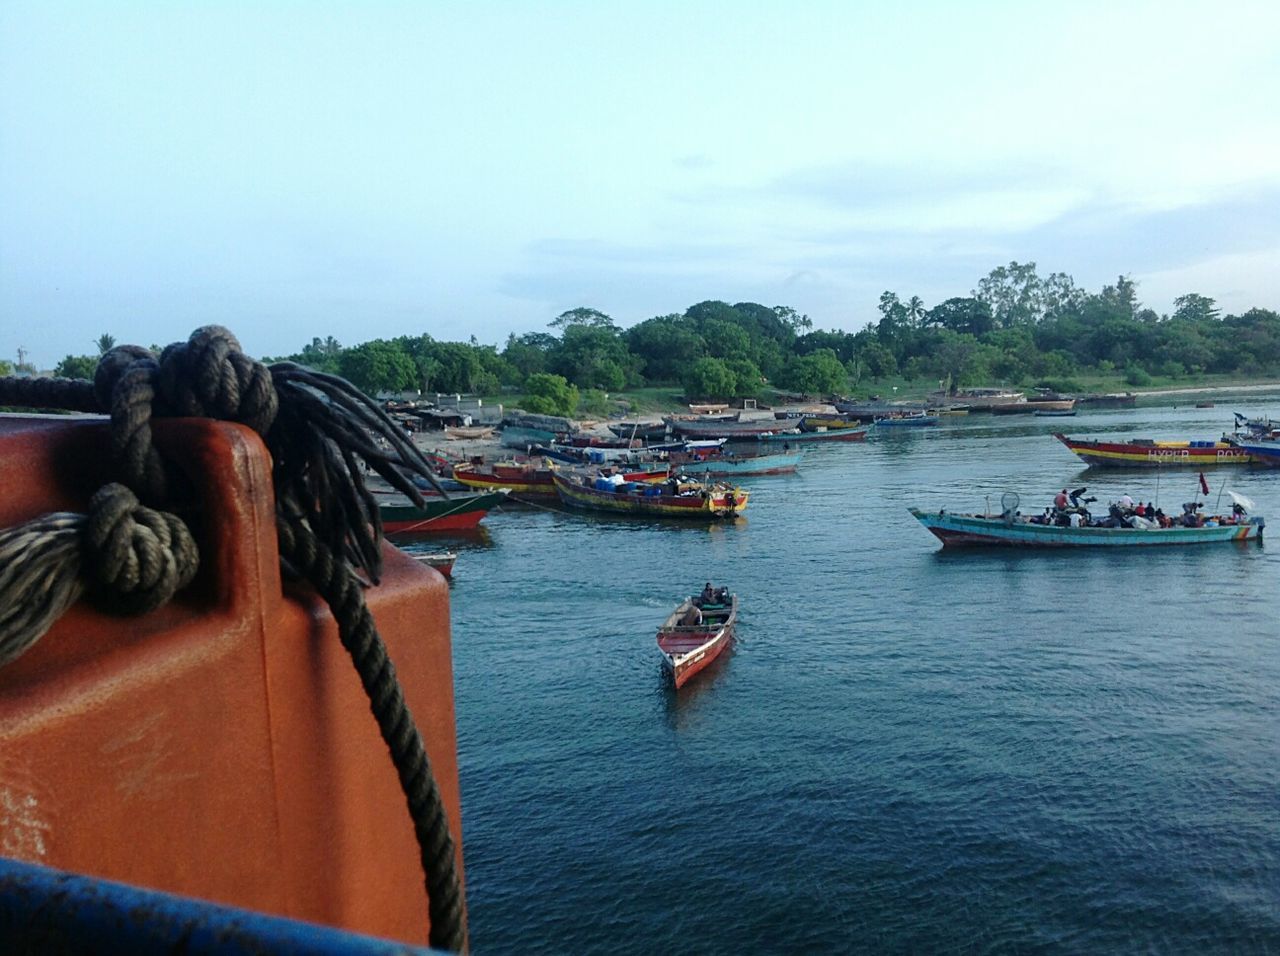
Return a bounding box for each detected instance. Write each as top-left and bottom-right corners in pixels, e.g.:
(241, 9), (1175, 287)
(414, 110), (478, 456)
(0, 326), (465, 951)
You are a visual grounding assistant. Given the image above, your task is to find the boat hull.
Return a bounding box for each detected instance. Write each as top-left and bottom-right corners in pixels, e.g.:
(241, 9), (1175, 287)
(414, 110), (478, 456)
(759, 428), (866, 443)
(1054, 433), (1251, 467)
(379, 491), (507, 533)
(674, 451), (802, 476)
(1232, 441), (1280, 467)
(909, 508), (1263, 547)
(657, 596), (738, 688)
(552, 472), (747, 518)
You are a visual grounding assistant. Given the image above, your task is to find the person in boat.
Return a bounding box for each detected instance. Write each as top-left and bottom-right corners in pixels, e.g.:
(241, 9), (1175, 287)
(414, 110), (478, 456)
(699, 582), (717, 605)
(1054, 489), (1068, 510)
(1118, 493), (1135, 512)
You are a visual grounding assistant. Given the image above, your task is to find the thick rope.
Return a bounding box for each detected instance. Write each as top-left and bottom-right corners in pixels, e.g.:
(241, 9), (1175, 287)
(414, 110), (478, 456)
(0, 327), (465, 951)
(277, 518), (465, 952)
(0, 484), (198, 666)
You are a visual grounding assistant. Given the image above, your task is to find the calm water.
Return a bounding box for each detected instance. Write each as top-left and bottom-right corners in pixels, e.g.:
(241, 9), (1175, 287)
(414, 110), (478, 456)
(405, 399), (1280, 954)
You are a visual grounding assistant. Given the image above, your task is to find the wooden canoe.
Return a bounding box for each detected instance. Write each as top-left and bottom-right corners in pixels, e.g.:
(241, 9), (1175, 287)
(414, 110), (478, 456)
(657, 593), (738, 688)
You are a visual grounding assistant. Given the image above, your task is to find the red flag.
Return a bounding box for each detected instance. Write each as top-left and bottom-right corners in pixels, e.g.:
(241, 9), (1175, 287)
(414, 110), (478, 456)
(1199, 472), (1209, 496)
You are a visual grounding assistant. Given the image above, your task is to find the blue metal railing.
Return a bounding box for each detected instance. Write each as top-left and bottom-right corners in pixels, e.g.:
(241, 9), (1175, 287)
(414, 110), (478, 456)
(0, 857), (440, 955)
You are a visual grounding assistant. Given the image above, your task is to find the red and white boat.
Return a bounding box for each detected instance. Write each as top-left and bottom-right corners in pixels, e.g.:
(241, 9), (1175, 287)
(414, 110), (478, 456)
(656, 589), (738, 689)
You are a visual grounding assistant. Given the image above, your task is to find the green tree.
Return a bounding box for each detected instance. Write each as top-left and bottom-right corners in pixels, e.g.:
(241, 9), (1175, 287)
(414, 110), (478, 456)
(682, 357), (737, 401)
(625, 315), (705, 382)
(55, 354), (98, 379)
(95, 333), (116, 355)
(973, 261), (1044, 327)
(551, 324), (636, 390)
(725, 358), (764, 399)
(550, 307), (616, 330)
(780, 349), (848, 395)
(927, 297), (994, 336)
(1172, 293), (1220, 323)
(338, 340), (417, 395)
(521, 373), (578, 416)
(0, 359), (12, 376)
(502, 332), (557, 381)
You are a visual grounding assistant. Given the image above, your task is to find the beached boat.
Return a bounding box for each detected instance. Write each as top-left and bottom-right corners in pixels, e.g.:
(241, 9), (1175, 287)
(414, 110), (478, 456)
(656, 590), (738, 688)
(673, 449), (802, 476)
(992, 398), (1076, 415)
(443, 425), (495, 440)
(666, 416), (795, 439)
(1054, 433), (1252, 468)
(608, 420), (668, 441)
(909, 497), (1263, 548)
(925, 387), (1025, 410)
(551, 470), (748, 518)
(500, 424), (559, 449)
(378, 489), (508, 532)
(759, 427), (867, 443)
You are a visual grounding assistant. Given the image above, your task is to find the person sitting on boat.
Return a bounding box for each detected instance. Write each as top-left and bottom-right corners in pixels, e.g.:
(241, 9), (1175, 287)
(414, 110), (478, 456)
(1118, 493), (1135, 511)
(699, 582), (717, 605)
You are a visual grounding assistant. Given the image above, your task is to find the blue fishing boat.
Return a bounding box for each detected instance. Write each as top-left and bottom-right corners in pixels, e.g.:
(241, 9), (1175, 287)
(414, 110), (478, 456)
(909, 494), (1263, 548)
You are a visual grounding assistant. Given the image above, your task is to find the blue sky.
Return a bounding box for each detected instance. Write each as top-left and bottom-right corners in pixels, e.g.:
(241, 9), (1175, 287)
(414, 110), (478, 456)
(3, 0), (1279, 368)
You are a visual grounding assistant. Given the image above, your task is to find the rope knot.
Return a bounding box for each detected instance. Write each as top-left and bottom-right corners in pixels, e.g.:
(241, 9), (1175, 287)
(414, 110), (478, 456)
(158, 326), (279, 435)
(82, 483), (199, 615)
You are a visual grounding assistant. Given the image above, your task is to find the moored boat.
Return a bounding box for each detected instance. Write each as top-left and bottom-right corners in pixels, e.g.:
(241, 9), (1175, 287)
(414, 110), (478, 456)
(378, 489), (508, 532)
(1054, 433), (1251, 467)
(673, 449), (802, 476)
(925, 387), (1025, 410)
(874, 413), (939, 427)
(992, 398), (1076, 415)
(909, 497), (1263, 548)
(657, 588), (738, 688)
(453, 458), (668, 498)
(758, 427), (867, 443)
(551, 470), (748, 518)
(666, 416), (796, 439)
(412, 551), (457, 577)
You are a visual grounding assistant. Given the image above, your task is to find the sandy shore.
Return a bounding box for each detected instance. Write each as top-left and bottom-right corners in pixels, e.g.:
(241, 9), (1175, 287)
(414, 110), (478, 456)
(1138, 382), (1280, 399)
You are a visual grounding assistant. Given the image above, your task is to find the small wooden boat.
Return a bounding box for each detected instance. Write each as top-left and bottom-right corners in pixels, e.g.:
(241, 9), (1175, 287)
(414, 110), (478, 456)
(673, 450), (802, 476)
(657, 590), (738, 688)
(909, 499), (1263, 548)
(412, 551), (457, 577)
(874, 413), (939, 427)
(759, 427), (867, 443)
(608, 421), (668, 442)
(453, 458), (667, 499)
(992, 398), (1076, 415)
(1195, 401), (1215, 409)
(551, 470), (748, 518)
(500, 424), (559, 449)
(666, 417), (796, 439)
(799, 414), (863, 431)
(443, 425), (496, 440)
(1034, 409), (1077, 417)
(1054, 433), (1251, 467)
(378, 490), (508, 533)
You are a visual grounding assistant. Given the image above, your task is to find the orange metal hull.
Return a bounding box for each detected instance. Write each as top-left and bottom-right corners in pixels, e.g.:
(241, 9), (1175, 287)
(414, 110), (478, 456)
(0, 417), (463, 945)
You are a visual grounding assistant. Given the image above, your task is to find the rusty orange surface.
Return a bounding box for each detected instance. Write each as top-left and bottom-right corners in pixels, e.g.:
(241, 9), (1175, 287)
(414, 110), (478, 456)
(0, 415), (463, 946)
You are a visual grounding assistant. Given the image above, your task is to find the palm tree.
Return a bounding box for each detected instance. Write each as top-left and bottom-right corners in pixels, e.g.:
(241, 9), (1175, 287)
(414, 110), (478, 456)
(906, 296), (926, 328)
(95, 333), (116, 355)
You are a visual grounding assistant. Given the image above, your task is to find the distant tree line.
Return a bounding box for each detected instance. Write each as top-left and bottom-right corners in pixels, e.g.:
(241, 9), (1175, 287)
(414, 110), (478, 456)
(42, 264), (1280, 416)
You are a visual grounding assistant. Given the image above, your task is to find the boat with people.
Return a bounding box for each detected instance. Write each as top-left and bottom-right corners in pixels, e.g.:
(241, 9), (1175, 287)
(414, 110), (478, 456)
(672, 448), (802, 477)
(378, 489), (508, 533)
(551, 469), (748, 518)
(656, 585), (739, 688)
(909, 489), (1263, 547)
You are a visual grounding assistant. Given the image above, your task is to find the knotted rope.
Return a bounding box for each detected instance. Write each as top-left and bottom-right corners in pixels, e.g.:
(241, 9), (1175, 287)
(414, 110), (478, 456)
(0, 327), (464, 951)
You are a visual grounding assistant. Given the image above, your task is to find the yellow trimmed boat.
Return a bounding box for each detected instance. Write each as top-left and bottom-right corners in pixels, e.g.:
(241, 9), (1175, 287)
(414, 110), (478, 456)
(551, 470), (747, 518)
